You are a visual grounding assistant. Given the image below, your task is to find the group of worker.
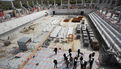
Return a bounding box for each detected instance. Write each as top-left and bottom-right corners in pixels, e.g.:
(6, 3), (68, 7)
(53, 48), (95, 69)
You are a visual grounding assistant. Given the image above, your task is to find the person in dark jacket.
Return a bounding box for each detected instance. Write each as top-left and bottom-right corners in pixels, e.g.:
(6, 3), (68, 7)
(69, 48), (72, 54)
(65, 58), (69, 68)
(80, 56), (83, 63)
(63, 53), (68, 61)
(77, 49), (80, 57)
(53, 59), (58, 68)
(89, 58), (94, 69)
(70, 56), (73, 66)
(89, 53), (92, 60)
(92, 52), (95, 57)
(69, 52), (72, 57)
(54, 48), (57, 55)
(81, 60), (84, 69)
(73, 59), (77, 69)
(83, 61), (87, 69)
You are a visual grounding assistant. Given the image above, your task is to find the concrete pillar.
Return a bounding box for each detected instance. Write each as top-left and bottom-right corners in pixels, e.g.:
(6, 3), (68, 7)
(61, 0), (62, 6)
(32, 1), (34, 6)
(47, 0), (49, 6)
(82, 0), (84, 7)
(54, 0), (56, 7)
(91, 0), (93, 8)
(11, 1), (16, 10)
(76, 0), (77, 5)
(68, 0), (70, 9)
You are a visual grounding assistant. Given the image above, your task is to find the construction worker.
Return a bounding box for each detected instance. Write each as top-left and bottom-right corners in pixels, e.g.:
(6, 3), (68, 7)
(63, 53), (67, 61)
(54, 48), (57, 55)
(65, 58), (69, 68)
(89, 58), (94, 69)
(77, 49), (80, 57)
(74, 56), (78, 61)
(69, 48), (72, 54)
(81, 60), (84, 69)
(80, 56), (84, 69)
(70, 56), (73, 66)
(53, 59), (58, 68)
(69, 52), (72, 57)
(89, 53), (92, 60)
(73, 59), (77, 69)
(83, 61), (87, 69)
(80, 55), (83, 62)
(92, 52), (95, 57)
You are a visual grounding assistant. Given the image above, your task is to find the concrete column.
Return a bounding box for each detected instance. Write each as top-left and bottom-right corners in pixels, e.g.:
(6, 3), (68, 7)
(47, 0), (49, 6)
(54, 0), (56, 7)
(68, 0), (70, 9)
(61, 0), (62, 6)
(32, 1), (34, 6)
(82, 0), (84, 7)
(11, 1), (16, 10)
(91, 0), (93, 8)
(76, 0), (77, 5)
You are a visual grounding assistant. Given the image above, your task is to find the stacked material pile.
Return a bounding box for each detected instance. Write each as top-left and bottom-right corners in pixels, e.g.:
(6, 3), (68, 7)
(43, 16), (63, 32)
(64, 19), (70, 22)
(58, 27), (68, 39)
(72, 16), (83, 22)
(50, 26), (62, 38)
